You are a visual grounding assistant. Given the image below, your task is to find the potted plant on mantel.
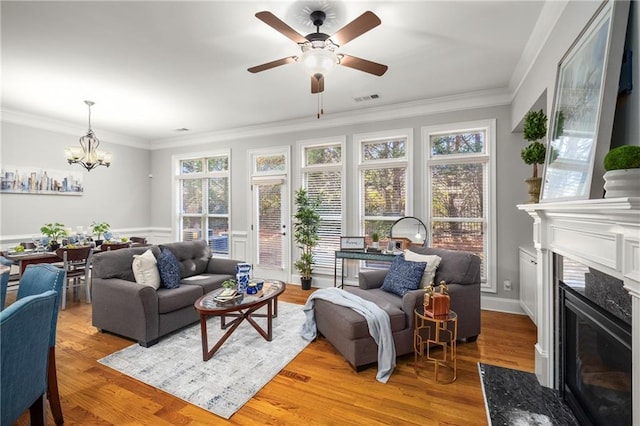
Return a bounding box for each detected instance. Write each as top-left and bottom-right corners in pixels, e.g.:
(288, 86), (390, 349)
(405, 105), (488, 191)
(603, 145), (640, 198)
(293, 187), (321, 291)
(91, 221), (110, 246)
(521, 109), (547, 203)
(40, 222), (66, 251)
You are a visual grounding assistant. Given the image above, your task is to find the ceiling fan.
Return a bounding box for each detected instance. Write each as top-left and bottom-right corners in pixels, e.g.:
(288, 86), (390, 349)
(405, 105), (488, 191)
(248, 10), (388, 97)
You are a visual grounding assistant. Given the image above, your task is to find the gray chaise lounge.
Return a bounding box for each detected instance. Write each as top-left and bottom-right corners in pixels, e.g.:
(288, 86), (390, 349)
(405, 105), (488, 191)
(313, 247), (481, 370)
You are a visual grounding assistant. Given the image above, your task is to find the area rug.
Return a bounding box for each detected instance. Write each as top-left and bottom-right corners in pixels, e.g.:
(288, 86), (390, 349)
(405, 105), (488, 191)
(478, 363), (579, 425)
(98, 301), (309, 419)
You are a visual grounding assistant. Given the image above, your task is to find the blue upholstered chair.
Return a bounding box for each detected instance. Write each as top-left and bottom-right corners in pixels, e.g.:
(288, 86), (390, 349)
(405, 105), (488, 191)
(17, 264), (67, 425)
(1, 290), (57, 425)
(0, 265), (10, 309)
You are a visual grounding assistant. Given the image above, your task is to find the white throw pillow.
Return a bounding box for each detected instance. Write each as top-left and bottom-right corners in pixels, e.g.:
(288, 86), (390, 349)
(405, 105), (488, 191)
(403, 250), (442, 288)
(132, 249), (161, 290)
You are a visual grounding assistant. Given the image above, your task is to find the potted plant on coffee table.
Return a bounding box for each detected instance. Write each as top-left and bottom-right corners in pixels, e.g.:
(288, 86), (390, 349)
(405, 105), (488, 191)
(603, 145), (640, 198)
(91, 221), (110, 246)
(293, 187), (320, 290)
(521, 109), (547, 203)
(40, 222), (66, 251)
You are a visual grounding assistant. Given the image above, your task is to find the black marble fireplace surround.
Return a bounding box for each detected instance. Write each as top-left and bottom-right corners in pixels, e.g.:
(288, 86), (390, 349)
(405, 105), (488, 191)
(557, 255), (632, 425)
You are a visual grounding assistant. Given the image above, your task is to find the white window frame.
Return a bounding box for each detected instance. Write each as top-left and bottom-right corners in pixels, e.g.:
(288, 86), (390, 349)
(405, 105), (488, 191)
(353, 128), (414, 241)
(297, 136), (347, 275)
(421, 119), (497, 293)
(172, 149), (231, 257)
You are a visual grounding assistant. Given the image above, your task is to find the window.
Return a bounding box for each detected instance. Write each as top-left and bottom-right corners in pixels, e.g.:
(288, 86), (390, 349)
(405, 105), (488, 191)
(176, 152), (230, 257)
(299, 138), (345, 271)
(423, 120), (496, 292)
(356, 130), (412, 245)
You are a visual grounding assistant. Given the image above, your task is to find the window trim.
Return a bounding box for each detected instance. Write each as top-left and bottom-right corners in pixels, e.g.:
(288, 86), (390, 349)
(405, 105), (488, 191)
(354, 129), (414, 231)
(172, 149), (231, 252)
(296, 135), (347, 275)
(421, 119), (497, 293)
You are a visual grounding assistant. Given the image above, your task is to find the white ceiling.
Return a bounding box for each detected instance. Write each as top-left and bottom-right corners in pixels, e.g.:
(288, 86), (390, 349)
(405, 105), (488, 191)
(1, 1), (548, 145)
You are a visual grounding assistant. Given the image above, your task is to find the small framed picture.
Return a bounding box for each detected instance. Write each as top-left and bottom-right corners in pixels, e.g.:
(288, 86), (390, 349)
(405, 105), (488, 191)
(340, 236), (365, 250)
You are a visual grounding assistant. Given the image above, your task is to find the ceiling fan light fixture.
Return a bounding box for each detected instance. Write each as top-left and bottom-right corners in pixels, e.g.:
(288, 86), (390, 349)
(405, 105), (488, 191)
(298, 45), (338, 77)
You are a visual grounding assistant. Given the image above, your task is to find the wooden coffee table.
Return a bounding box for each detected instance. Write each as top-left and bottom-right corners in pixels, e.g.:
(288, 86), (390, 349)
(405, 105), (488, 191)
(194, 280), (285, 361)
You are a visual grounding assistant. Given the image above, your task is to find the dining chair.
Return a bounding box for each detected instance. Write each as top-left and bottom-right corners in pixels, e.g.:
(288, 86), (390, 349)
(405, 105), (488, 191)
(55, 246), (93, 310)
(1, 290), (57, 426)
(100, 242), (130, 251)
(130, 236), (148, 244)
(17, 264), (66, 425)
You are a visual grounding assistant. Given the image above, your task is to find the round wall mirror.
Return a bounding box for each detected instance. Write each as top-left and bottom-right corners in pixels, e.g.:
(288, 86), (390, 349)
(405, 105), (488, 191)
(389, 216), (428, 247)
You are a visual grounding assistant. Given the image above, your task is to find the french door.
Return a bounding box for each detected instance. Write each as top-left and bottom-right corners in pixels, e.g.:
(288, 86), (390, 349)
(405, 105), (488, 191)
(250, 149), (290, 282)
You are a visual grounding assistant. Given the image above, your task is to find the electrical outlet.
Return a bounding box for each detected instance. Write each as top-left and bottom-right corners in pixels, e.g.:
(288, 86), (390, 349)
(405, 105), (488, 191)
(503, 280), (512, 291)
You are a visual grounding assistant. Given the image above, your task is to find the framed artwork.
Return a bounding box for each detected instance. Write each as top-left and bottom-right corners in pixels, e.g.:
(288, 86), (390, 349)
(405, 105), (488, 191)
(340, 236), (365, 250)
(540, 0), (630, 202)
(0, 166), (83, 195)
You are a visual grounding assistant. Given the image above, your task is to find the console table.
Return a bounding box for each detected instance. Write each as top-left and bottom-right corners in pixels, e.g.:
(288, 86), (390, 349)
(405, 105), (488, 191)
(334, 250), (396, 288)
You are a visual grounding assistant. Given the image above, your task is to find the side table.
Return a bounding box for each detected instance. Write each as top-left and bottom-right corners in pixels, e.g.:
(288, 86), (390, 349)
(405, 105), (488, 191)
(414, 307), (458, 383)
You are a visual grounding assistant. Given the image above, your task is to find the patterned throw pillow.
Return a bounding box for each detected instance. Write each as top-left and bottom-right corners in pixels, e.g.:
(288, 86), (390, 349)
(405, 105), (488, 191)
(404, 250), (442, 288)
(132, 249), (161, 290)
(381, 255), (427, 297)
(157, 248), (181, 289)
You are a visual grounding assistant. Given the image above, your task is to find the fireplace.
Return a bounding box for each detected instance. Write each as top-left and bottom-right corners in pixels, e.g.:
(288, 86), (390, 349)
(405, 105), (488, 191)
(557, 255), (632, 425)
(518, 198), (639, 425)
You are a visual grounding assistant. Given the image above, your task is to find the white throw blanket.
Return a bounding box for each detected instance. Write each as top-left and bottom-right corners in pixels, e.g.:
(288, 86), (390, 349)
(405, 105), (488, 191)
(301, 287), (396, 383)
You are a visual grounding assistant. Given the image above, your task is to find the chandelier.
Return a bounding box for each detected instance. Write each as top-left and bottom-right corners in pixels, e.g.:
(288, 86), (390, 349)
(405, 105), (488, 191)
(65, 100), (112, 171)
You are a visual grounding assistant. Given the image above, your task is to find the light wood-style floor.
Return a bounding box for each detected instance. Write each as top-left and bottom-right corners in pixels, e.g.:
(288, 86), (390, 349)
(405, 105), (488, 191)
(10, 284), (536, 425)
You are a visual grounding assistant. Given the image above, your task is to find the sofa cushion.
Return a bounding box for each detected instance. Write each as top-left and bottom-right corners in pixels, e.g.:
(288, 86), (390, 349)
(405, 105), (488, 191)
(325, 288), (407, 338)
(157, 248), (181, 289)
(404, 250), (442, 288)
(160, 240), (211, 278)
(156, 285), (203, 314)
(132, 249), (161, 289)
(408, 247), (480, 285)
(381, 255), (426, 297)
(180, 273), (234, 294)
(92, 246), (160, 281)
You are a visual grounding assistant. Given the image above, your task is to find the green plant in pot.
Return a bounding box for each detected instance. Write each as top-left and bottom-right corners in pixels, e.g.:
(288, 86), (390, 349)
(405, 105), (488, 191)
(293, 187), (321, 290)
(371, 231), (380, 249)
(40, 222), (66, 251)
(90, 221), (110, 246)
(521, 109), (547, 203)
(602, 145), (640, 198)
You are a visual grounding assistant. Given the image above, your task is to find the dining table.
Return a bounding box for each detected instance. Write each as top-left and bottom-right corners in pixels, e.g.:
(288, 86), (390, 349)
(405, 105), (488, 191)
(1, 250), (62, 276)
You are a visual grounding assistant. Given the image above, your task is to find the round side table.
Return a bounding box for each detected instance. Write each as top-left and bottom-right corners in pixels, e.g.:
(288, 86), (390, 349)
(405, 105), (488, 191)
(414, 307), (458, 384)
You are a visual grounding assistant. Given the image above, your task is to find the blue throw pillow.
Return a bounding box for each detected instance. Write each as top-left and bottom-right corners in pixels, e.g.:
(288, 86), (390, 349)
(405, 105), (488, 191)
(157, 248), (181, 289)
(381, 255), (427, 297)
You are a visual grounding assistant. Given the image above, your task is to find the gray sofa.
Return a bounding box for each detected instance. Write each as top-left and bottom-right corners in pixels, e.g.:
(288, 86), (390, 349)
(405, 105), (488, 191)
(91, 240), (241, 347)
(313, 247), (481, 370)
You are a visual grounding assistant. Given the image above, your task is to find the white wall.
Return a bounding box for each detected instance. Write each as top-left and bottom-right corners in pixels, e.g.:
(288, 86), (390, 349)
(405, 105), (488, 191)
(0, 122), (151, 242)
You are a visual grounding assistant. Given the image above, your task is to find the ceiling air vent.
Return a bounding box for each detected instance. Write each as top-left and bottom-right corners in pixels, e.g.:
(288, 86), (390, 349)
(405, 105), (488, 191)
(353, 94), (380, 102)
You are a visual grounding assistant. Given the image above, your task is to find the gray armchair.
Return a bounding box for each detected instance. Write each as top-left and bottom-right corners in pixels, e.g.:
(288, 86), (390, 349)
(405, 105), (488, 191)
(313, 247), (481, 370)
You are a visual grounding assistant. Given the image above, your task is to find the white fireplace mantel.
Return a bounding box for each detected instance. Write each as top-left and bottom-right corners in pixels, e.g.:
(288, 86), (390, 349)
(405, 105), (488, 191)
(518, 197), (640, 425)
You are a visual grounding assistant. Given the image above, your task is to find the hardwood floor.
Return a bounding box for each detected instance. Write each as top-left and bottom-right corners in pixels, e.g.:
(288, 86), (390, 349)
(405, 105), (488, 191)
(10, 285), (536, 425)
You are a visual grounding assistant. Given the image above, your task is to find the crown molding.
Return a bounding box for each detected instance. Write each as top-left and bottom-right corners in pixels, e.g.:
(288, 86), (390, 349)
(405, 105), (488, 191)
(0, 109), (151, 150)
(509, 0), (569, 96)
(150, 88), (512, 150)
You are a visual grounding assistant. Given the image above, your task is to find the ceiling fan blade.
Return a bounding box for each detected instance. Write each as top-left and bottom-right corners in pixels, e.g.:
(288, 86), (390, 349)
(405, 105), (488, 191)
(311, 75), (325, 94)
(331, 11), (381, 46)
(248, 56), (296, 73)
(255, 11), (307, 44)
(339, 54), (388, 76)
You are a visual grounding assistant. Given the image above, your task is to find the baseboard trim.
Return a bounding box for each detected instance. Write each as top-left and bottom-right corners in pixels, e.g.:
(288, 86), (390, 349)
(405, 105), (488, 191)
(481, 295), (527, 315)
